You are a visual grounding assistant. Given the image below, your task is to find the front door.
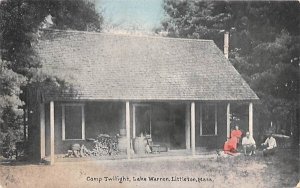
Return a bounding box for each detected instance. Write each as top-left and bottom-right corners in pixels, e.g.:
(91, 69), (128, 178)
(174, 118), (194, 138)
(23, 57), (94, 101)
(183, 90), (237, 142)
(133, 105), (151, 137)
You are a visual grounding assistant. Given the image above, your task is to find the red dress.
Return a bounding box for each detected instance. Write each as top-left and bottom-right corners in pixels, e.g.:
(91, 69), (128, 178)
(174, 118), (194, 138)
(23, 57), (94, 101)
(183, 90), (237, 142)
(224, 130), (242, 154)
(231, 130), (242, 141)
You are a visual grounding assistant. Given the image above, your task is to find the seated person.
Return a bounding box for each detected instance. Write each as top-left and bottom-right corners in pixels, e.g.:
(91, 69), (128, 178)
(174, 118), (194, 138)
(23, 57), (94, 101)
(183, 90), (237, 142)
(224, 125), (243, 155)
(261, 133), (277, 156)
(231, 125), (243, 143)
(224, 136), (238, 155)
(242, 132), (256, 156)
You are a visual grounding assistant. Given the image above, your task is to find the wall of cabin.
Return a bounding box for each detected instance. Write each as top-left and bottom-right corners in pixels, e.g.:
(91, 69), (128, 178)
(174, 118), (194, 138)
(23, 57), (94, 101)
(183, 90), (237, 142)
(196, 103), (227, 149)
(33, 101), (237, 157)
(44, 102), (124, 155)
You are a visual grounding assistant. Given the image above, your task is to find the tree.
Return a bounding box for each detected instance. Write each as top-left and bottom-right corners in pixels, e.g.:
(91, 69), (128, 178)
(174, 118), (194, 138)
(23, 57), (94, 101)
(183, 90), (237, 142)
(0, 0), (103, 75)
(162, 0), (300, 144)
(0, 58), (26, 152)
(0, 0), (103, 154)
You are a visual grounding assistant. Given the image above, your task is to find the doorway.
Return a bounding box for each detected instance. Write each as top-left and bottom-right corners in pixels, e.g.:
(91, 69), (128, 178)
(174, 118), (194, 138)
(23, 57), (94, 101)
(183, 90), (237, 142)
(133, 104), (151, 137)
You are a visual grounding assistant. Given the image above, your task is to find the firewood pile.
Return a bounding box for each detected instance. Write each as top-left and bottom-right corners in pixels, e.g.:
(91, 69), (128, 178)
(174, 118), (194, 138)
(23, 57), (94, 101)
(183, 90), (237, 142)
(65, 134), (119, 158)
(92, 134), (119, 156)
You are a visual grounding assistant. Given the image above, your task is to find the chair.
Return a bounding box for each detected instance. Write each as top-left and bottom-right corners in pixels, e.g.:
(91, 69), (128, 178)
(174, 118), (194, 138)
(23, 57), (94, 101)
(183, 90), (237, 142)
(145, 135), (161, 154)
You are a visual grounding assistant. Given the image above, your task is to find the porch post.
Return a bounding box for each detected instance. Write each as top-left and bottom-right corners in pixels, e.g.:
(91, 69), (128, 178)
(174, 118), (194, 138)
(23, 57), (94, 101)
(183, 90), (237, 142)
(226, 103), (230, 139)
(132, 105), (136, 139)
(191, 102), (196, 155)
(125, 101), (131, 159)
(50, 101), (55, 165)
(249, 102), (253, 136)
(185, 104), (191, 150)
(40, 103), (46, 160)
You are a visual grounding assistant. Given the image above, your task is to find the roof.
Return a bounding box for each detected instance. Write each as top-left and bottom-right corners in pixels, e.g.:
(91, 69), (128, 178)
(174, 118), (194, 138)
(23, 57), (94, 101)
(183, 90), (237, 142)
(34, 29), (259, 101)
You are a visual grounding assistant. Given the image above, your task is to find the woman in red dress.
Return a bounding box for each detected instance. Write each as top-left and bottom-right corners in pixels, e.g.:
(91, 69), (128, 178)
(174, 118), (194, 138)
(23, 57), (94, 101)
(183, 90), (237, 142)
(231, 125), (242, 143)
(224, 125), (243, 154)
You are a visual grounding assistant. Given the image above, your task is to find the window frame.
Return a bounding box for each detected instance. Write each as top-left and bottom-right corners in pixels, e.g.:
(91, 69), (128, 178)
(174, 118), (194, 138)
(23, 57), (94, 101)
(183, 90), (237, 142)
(62, 103), (85, 141)
(199, 103), (218, 136)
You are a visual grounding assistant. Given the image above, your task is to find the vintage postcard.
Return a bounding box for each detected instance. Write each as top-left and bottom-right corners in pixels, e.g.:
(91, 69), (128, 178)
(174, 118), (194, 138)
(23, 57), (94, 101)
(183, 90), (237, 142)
(0, 0), (299, 187)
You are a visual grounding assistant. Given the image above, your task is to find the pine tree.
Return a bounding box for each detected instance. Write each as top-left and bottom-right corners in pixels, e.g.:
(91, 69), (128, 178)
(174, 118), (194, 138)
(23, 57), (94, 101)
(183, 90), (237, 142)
(162, 0), (300, 144)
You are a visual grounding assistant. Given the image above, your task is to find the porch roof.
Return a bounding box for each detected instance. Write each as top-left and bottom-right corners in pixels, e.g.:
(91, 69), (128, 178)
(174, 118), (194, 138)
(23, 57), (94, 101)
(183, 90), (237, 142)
(34, 29), (258, 101)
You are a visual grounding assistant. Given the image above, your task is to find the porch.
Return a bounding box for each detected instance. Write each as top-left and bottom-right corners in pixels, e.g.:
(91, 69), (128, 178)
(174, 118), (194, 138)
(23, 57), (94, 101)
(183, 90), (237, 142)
(38, 100), (254, 165)
(51, 147), (217, 163)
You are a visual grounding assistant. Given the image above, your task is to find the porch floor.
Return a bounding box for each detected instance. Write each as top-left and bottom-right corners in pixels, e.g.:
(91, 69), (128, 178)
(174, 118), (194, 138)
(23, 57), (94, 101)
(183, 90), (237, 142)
(48, 147), (217, 163)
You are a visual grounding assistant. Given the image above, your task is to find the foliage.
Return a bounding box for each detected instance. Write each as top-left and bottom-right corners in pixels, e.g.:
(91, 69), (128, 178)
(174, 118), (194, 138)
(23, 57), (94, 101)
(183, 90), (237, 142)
(0, 59), (26, 151)
(0, 0), (102, 76)
(162, 0), (300, 143)
(0, 0), (103, 153)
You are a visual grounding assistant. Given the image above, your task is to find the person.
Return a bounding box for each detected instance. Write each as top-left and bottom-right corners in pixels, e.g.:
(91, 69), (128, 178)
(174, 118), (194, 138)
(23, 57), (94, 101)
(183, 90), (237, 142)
(231, 125), (243, 143)
(224, 136), (238, 155)
(261, 133), (277, 156)
(223, 125), (243, 155)
(242, 132), (256, 156)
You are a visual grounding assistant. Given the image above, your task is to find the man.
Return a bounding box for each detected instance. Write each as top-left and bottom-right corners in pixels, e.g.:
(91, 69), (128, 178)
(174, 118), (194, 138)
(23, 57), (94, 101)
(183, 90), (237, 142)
(242, 132), (256, 156)
(261, 133), (277, 156)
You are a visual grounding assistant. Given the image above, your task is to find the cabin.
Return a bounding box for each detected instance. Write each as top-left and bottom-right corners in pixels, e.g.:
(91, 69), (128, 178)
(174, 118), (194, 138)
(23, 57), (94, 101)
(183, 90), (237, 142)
(27, 29), (258, 164)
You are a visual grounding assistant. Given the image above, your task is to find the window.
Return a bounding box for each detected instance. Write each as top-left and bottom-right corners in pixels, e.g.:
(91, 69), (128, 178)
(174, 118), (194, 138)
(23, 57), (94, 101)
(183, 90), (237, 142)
(62, 104), (85, 140)
(200, 104), (217, 136)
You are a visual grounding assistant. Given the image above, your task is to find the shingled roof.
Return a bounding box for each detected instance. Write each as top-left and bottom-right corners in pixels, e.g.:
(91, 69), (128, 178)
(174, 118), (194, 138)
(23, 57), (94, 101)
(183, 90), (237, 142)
(35, 29), (258, 101)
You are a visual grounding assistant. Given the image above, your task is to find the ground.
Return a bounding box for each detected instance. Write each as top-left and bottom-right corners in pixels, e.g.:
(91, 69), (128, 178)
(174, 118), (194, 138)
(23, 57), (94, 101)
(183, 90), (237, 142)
(0, 148), (298, 188)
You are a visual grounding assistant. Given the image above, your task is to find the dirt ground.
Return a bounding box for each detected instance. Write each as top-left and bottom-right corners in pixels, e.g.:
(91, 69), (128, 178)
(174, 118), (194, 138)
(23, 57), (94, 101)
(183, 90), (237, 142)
(0, 148), (298, 188)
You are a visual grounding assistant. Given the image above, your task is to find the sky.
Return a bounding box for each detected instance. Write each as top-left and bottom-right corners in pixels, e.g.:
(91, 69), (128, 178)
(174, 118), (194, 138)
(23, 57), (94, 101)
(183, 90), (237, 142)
(95, 0), (164, 33)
